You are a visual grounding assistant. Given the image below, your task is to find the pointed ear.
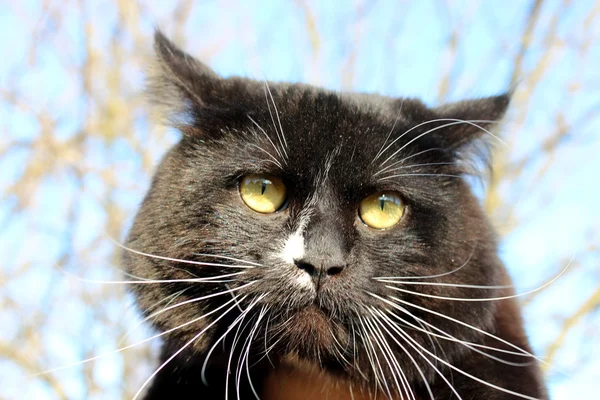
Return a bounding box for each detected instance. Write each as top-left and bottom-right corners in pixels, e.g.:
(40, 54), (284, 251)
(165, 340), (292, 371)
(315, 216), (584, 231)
(432, 93), (511, 148)
(147, 30), (221, 124)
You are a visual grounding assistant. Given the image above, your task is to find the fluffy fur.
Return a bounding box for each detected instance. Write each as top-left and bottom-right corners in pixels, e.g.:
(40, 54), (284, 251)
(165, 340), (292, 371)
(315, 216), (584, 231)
(122, 31), (548, 399)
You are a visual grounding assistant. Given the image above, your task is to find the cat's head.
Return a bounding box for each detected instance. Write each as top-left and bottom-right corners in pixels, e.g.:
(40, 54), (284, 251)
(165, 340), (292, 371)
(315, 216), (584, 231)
(123, 31), (511, 391)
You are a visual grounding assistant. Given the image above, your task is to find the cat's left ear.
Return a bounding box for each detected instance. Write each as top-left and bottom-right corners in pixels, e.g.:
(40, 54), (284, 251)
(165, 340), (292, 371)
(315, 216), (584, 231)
(147, 30), (223, 124)
(432, 93), (511, 148)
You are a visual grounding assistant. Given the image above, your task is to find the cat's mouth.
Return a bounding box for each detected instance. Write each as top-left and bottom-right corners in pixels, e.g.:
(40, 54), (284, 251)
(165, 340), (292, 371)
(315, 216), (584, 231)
(272, 302), (349, 361)
(290, 304), (331, 332)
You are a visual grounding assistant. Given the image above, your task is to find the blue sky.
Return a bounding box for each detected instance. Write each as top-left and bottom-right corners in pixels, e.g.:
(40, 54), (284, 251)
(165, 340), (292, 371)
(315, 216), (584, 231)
(0, 1), (598, 399)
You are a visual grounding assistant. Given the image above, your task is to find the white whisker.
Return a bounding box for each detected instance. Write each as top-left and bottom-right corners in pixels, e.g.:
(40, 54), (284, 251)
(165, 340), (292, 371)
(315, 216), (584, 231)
(132, 298), (244, 400)
(379, 161), (458, 174)
(368, 307), (435, 400)
(200, 294), (266, 388)
(381, 313), (539, 400)
(368, 292), (539, 360)
(32, 297), (239, 378)
(60, 269), (246, 285)
(373, 307), (464, 400)
(383, 256), (573, 302)
(118, 288), (190, 346)
(362, 313), (411, 400)
(241, 305), (268, 400)
(264, 81), (288, 153)
(247, 143), (284, 169)
(263, 82), (288, 161)
(386, 309), (536, 367)
(145, 281), (256, 321)
(374, 147), (446, 176)
(375, 245), (476, 281)
(112, 239), (255, 269)
(191, 253), (263, 266)
(378, 173), (462, 181)
(247, 114), (285, 162)
(358, 316), (388, 397)
(373, 99), (405, 163)
(386, 308), (533, 358)
(379, 119), (504, 169)
(376, 279), (514, 289)
(328, 325), (352, 367)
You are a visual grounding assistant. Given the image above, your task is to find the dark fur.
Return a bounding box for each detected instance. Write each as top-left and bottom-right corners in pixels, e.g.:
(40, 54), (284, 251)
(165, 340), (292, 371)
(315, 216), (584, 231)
(123, 31), (548, 399)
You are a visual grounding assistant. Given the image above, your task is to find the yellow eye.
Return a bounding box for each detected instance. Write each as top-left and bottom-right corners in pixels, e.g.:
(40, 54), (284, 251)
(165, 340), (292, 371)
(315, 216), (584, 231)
(240, 174), (287, 213)
(359, 191), (404, 229)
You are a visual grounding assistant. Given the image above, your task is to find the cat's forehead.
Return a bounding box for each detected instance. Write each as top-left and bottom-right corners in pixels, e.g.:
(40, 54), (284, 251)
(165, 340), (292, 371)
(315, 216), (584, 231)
(242, 84), (431, 183)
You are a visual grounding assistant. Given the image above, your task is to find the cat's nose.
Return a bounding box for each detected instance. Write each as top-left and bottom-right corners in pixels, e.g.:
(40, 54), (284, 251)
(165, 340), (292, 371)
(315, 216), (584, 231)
(294, 258), (345, 287)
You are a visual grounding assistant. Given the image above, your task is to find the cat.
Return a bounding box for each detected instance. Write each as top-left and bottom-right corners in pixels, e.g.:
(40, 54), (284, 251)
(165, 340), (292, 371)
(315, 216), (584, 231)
(122, 30), (548, 399)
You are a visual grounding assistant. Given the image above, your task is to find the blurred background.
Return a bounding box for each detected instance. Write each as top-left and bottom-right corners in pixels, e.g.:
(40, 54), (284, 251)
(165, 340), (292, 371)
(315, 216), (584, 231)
(0, 0), (598, 399)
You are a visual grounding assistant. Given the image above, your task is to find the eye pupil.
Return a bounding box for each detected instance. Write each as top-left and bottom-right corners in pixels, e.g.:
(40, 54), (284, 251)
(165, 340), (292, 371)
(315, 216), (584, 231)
(379, 198), (385, 211)
(261, 182), (267, 195)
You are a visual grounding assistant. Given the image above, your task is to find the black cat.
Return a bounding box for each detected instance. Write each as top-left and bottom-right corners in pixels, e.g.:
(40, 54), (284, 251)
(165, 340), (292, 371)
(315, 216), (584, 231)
(122, 30), (548, 400)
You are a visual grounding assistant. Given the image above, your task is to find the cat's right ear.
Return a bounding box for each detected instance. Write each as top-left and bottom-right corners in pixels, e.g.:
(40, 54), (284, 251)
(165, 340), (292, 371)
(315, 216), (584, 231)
(147, 30), (221, 125)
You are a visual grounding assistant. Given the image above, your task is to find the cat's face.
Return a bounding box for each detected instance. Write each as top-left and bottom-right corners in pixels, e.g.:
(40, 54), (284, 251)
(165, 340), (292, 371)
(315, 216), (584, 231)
(124, 32), (510, 393)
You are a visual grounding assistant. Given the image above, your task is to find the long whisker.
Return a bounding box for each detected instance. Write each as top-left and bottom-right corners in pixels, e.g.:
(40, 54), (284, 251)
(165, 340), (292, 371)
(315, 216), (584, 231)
(60, 269), (246, 285)
(383, 316), (540, 400)
(225, 307), (253, 399)
(145, 281), (256, 322)
(246, 143), (284, 170)
(118, 288), (190, 346)
(373, 99), (405, 163)
(387, 309), (534, 367)
(263, 83), (288, 161)
(383, 256), (572, 302)
(368, 307), (435, 400)
(374, 147), (446, 177)
(35, 296), (237, 379)
(132, 299), (243, 400)
(200, 294), (265, 387)
(373, 308), (465, 400)
(368, 292), (539, 359)
(358, 316), (388, 398)
(192, 253), (263, 266)
(375, 244), (476, 280)
(379, 161), (458, 174)
(376, 279), (514, 289)
(226, 283), (245, 312)
(112, 240), (256, 269)
(362, 313), (411, 400)
(378, 173), (462, 181)
(247, 114), (285, 162)
(379, 119), (505, 169)
(386, 308), (532, 358)
(259, 311), (276, 367)
(234, 314), (256, 400)
(377, 119), (458, 166)
(241, 305), (269, 400)
(227, 295), (266, 400)
(264, 81), (288, 154)
(328, 325), (352, 367)
(36, 284), (257, 377)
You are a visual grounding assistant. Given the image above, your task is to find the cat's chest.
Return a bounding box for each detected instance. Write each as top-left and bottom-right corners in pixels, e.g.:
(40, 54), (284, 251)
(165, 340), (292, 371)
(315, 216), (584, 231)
(261, 362), (409, 400)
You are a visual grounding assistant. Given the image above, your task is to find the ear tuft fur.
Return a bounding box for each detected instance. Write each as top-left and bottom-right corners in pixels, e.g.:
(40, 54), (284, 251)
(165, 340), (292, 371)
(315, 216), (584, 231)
(433, 93), (511, 149)
(147, 29), (220, 126)
(430, 93), (511, 179)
